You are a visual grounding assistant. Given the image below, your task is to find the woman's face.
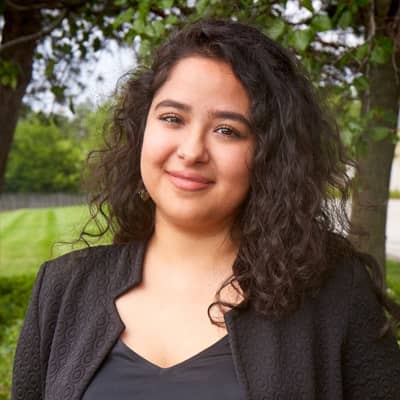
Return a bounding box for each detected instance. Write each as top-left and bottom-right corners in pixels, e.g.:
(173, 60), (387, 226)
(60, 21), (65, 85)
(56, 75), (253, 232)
(140, 56), (255, 231)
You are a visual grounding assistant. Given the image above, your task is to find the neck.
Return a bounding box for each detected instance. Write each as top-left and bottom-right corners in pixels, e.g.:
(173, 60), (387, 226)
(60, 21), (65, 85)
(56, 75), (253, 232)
(146, 212), (239, 281)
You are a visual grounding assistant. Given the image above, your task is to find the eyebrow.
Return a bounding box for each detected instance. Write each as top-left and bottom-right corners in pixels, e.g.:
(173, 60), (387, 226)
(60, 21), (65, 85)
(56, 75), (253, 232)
(154, 99), (251, 129)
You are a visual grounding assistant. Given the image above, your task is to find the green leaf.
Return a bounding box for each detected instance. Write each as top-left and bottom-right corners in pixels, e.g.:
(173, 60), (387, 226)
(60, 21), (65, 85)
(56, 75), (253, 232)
(371, 37), (393, 65)
(289, 29), (313, 52)
(138, 0), (151, 20)
(93, 37), (101, 52)
(45, 59), (56, 79)
(371, 45), (389, 64)
(0, 58), (19, 89)
(348, 120), (362, 133)
(144, 24), (156, 38)
(354, 43), (368, 61)
(338, 10), (352, 28)
(391, 133), (399, 145)
(381, 109), (398, 125)
(58, 43), (72, 54)
(331, 3), (346, 25)
(301, 0), (313, 11)
(165, 14), (179, 26)
(265, 19), (285, 40)
(152, 20), (165, 37)
(311, 15), (332, 32)
(124, 28), (137, 43)
(370, 126), (390, 141)
(302, 57), (312, 74)
(133, 18), (145, 34)
(51, 85), (66, 103)
(138, 38), (152, 59)
(340, 129), (353, 146)
(113, 8), (135, 29)
(196, 0), (210, 14)
(160, 0), (174, 8)
(352, 76), (369, 92)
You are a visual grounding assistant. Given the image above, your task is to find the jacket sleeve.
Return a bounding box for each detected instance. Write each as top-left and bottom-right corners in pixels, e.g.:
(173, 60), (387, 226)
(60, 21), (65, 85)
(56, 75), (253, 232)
(342, 260), (400, 399)
(11, 262), (48, 400)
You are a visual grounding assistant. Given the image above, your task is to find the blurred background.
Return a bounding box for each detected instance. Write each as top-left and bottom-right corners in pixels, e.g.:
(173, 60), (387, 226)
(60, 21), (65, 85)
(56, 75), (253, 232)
(1, 0), (400, 397)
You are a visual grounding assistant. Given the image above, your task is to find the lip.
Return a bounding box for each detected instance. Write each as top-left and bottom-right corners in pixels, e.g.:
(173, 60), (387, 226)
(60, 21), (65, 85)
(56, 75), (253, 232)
(166, 170), (214, 191)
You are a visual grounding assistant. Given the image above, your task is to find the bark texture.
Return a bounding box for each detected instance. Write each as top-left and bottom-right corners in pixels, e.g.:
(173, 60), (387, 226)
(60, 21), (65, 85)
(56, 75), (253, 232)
(0, 6), (41, 192)
(349, 0), (400, 271)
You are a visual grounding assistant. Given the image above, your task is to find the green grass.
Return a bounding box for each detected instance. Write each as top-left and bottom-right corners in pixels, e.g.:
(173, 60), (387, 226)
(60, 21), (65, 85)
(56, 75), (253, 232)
(390, 190), (400, 199)
(0, 205), (110, 276)
(387, 259), (400, 302)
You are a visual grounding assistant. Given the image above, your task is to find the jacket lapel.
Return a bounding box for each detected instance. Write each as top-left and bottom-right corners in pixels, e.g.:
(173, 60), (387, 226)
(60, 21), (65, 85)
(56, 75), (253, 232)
(225, 303), (317, 400)
(71, 242), (146, 400)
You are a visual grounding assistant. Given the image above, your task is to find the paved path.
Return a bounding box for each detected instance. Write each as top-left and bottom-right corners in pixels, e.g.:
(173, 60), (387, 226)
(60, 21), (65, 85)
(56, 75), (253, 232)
(387, 199), (400, 261)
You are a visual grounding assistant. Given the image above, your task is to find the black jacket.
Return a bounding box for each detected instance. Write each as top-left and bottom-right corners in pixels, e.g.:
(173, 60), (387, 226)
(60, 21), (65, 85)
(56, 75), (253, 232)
(11, 241), (400, 399)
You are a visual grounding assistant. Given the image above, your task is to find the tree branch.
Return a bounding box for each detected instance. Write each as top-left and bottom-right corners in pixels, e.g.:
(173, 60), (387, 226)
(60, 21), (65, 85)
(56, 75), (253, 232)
(0, 9), (68, 55)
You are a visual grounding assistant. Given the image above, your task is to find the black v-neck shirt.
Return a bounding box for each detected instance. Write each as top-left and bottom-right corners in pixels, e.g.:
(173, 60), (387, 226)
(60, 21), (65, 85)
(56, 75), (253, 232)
(81, 334), (245, 399)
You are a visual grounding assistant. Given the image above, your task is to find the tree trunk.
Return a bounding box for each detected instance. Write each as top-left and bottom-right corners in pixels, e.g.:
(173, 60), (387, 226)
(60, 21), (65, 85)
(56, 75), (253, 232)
(0, 6), (41, 192)
(349, 60), (398, 272)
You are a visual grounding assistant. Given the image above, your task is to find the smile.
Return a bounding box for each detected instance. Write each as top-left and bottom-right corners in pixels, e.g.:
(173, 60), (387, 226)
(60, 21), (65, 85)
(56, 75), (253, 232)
(166, 171), (214, 191)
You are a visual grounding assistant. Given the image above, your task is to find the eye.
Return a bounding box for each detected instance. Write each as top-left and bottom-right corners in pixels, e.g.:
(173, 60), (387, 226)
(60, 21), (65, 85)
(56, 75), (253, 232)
(215, 125), (242, 138)
(159, 113), (182, 125)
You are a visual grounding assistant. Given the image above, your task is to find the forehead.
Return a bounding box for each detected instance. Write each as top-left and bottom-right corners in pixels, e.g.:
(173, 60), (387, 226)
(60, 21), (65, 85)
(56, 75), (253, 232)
(152, 56), (250, 115)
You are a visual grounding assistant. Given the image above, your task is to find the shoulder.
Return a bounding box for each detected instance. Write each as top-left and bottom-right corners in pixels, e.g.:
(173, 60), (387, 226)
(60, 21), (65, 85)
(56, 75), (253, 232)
(316, 251), (391, 337)
(302, 252), (380, 329)
(37, 241), (145, 303)
(320, 251), (376, 300)
(311, 253), (359, 311)
(44, 241), (143, 273)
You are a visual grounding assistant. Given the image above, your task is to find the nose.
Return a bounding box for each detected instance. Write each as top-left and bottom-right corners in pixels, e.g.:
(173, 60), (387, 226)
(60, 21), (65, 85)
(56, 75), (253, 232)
(176, 126), (209, 163)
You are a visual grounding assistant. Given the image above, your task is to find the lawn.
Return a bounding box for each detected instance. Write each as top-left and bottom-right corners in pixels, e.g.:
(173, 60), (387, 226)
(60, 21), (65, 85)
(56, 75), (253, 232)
(0, 205), (111, 276)
(388, 258), (400, 302)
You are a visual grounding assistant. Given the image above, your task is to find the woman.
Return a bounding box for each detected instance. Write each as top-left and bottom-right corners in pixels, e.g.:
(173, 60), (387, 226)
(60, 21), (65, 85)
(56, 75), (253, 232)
(12, 19), (400, 400)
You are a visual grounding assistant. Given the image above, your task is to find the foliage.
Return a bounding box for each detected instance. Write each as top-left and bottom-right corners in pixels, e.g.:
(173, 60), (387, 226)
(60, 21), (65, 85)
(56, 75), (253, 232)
(4, 104), (109, 193)
(0, 274), (35, 398)
(1, 1), (399, 164)
(0, 59), (18, 89)
(0, 273), (35, 399)
(4, 113), (84, 192)
(1, 0), (188, 110)
(0, 319), (23, 400)
(0, 275), (35, 341)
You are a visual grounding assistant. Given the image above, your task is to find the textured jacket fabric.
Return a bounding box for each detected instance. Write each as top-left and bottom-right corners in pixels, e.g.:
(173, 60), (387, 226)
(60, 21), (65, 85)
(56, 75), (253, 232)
(11, 241), (400, 400)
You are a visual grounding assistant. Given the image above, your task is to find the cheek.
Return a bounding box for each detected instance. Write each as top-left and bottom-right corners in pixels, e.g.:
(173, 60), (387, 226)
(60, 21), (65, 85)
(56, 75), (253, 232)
(141, 123), (176, 171)
(218, 147), (253, 186)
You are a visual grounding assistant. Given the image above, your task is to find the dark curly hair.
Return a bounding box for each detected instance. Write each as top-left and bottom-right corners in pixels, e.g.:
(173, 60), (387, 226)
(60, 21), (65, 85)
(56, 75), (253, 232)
(81, 18), (399, 332)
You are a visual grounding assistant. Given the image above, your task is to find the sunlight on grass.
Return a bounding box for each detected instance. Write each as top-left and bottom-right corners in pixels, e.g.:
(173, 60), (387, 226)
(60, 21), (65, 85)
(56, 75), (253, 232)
(0, 205), (111, 276)
(387, 259), (400, 302)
